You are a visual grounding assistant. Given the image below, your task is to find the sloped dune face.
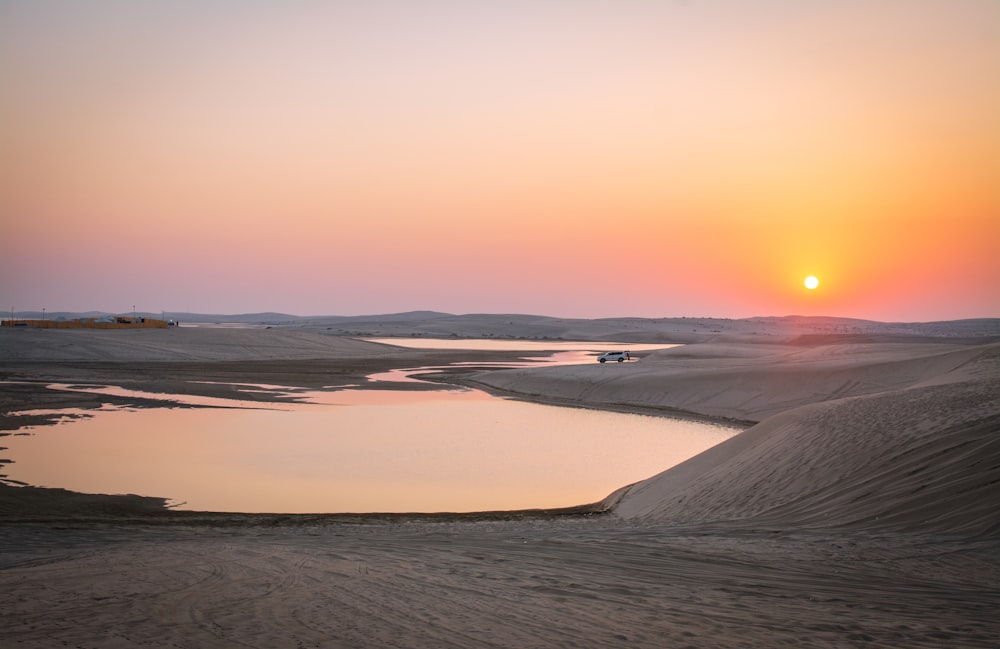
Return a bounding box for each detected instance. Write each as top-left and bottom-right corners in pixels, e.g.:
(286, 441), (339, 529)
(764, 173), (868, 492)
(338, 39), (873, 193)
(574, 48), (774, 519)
(0, 328), (391, 362)
(613, 345), (1000, 536)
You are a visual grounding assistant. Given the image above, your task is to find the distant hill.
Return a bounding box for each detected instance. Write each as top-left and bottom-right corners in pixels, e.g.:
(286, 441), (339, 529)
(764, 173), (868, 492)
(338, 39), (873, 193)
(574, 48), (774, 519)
(289, 313), (1000, 342)
(5, 311), (998, 341)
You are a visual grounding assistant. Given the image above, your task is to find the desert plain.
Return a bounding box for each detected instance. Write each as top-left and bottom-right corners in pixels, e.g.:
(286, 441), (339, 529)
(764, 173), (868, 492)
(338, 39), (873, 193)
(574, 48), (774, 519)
(1, 313), (998, 648)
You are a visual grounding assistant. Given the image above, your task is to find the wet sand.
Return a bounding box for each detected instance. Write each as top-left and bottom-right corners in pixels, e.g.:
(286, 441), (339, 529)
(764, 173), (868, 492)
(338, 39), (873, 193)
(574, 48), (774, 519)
(1, 322), (998, 648)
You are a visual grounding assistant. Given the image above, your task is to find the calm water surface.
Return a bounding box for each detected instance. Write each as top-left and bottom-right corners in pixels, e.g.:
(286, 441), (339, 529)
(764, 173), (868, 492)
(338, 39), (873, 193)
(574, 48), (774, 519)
(4, 339), (738, 513)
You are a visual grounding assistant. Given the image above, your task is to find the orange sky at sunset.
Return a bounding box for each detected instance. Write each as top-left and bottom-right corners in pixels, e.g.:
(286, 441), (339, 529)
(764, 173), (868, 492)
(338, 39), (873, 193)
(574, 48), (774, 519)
(2, 1), (997, 321)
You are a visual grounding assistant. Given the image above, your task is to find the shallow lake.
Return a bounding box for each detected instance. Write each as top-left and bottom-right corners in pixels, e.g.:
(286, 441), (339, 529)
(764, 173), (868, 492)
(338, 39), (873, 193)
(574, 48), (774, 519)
(3, 340), (740, 513)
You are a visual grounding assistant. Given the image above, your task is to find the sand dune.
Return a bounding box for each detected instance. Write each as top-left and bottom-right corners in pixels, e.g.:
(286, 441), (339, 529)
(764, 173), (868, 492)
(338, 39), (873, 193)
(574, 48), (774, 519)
(611, 356), (999, 533)
(466, 338), (1000, 536)
(0, 326), (393, 362)
(469, 340), (994, 421)
(2, 319), (998, 648)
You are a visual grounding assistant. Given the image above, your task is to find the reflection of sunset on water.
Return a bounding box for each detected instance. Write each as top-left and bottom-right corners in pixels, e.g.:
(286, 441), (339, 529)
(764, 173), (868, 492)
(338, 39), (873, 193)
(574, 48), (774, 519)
(2, 398), (738, 514)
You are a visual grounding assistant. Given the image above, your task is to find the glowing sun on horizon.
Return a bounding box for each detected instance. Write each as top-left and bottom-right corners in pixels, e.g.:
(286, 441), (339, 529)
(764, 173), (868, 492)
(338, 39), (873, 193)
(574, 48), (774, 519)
(804, 275), (820, 290)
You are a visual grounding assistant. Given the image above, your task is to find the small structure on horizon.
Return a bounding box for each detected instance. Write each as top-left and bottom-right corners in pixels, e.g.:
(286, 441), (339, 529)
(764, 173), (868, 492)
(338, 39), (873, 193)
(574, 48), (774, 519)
(1, 315), (172, 329)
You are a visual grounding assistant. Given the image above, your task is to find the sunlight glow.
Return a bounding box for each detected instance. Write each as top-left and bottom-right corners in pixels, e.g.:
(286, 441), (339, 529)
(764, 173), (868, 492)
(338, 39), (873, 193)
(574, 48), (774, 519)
(804, 276), (820, 290)
(1, 1), (997, 320)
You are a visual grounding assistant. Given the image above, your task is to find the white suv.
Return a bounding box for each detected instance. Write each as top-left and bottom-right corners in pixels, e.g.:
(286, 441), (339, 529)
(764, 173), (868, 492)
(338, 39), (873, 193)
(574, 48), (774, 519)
(597, 351), (631, 363)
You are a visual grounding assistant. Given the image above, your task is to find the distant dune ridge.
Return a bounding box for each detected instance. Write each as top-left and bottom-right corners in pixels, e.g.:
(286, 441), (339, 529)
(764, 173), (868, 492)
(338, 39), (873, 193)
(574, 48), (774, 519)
(10, 310), (1000, 340)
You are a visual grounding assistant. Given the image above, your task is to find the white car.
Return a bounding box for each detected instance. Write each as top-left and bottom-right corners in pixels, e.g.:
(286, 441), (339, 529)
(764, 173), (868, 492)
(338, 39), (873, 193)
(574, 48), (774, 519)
(597, 351), (631, 363)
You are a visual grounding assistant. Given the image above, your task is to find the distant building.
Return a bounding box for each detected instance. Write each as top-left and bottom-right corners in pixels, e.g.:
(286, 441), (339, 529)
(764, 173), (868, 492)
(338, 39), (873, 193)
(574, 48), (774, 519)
(0, 316), (171, 329)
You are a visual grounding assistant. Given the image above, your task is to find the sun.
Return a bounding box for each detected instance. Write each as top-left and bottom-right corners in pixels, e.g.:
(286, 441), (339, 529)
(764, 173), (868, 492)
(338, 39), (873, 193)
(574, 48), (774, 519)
(804, 275), (819, 290)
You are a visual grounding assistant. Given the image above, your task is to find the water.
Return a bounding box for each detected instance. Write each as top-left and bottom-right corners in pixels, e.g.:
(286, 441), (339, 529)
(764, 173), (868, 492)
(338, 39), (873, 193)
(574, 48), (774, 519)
(2, 340), (739, 513)
(364, 338), (678, 353)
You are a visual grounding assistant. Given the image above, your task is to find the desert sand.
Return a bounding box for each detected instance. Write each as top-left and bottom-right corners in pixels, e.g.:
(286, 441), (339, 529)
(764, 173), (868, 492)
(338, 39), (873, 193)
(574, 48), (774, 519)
(1, 317), (998, 648)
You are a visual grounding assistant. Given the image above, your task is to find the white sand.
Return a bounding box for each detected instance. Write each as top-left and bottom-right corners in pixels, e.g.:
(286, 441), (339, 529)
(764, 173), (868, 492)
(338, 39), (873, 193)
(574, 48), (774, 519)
(2, 319), (998, 647)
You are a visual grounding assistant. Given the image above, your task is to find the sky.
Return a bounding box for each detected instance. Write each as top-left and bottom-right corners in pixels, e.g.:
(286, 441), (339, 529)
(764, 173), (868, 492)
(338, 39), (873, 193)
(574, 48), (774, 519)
(1, 0), (997, 321)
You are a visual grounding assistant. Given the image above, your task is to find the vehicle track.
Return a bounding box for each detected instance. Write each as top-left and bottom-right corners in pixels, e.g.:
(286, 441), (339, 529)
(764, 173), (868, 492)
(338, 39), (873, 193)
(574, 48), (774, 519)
(2, 521), (998, 648)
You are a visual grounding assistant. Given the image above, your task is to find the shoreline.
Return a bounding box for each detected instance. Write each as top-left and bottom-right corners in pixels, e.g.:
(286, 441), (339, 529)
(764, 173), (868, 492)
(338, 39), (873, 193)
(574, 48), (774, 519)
(429, 371), (757, 428)
(1, 349), (746, 521)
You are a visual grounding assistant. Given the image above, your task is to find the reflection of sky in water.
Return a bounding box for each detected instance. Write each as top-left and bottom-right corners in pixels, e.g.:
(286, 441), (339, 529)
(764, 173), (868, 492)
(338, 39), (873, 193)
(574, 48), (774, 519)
(365, 338), (678, 353)
(365, 351), (594, 384)
(3, 396), (738, 513)
(2, 339), (737, 513)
